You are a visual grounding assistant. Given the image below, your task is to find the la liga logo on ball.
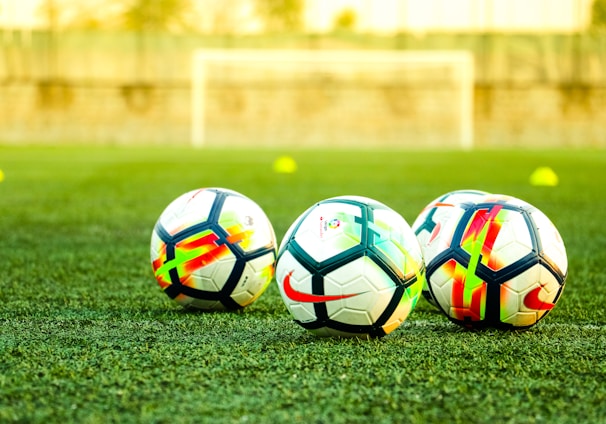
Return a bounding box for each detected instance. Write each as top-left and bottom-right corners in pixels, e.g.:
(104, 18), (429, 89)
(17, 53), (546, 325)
(319, 216), (342, 238)
(327, 218), (341, 230)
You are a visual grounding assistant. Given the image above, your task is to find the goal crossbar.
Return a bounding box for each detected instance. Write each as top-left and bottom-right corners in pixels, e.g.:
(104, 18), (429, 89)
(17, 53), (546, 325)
(191, 49), (475, 149)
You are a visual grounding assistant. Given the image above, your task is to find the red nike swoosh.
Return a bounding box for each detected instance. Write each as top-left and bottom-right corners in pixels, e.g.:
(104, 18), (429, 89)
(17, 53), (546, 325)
(282, 271), (363, 303)
(428, 221), (442, 244)
(523, 285), (555, 311)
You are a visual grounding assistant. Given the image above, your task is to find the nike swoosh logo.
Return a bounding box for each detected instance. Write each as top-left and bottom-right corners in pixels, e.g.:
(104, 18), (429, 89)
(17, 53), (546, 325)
(282, 271), (364, 303)
(428, 221), (442, 244)
(523, 285), (555, 310)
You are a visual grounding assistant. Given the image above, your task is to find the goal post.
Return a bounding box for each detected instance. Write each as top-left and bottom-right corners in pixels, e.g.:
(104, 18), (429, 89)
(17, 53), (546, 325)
(191, 49), (474, 149)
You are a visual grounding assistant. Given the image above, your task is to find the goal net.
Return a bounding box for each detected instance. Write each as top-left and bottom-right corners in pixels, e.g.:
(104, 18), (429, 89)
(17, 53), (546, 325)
(191, 49), (474, 149)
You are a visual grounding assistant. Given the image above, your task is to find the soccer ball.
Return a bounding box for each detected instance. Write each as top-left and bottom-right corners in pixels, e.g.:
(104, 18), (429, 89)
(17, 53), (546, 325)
(275, 195), (424, 338)
(150, 188), (277, 310)
(412, 189), (489, 306)
(424, 194), (567, 329)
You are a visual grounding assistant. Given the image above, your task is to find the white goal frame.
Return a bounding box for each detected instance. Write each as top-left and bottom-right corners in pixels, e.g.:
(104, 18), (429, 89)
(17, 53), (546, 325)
(191, 49), (475, 149)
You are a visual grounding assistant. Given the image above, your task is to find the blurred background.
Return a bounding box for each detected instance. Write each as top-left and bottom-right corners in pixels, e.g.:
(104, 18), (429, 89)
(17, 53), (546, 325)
(0, 0), (605, 148)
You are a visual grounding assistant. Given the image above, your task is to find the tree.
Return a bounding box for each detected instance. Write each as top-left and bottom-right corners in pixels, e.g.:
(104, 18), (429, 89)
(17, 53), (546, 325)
(256, 0), (304, 32)
(333, 8), (357, 32)
(591, 0), (606, 30)
(121, 0), (192, 32)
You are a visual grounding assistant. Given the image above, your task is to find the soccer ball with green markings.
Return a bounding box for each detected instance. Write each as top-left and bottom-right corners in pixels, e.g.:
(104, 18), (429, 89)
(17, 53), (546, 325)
(412, 189), (489, 307)
(275, 196), (424, 338)
(150, 188), (277, 310)
(423, 194), (568, 329)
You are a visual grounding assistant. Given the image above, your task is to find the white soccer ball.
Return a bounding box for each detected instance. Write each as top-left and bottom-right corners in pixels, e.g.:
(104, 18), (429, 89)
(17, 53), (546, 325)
(412, 189), (489, 306)
(276, 195), (424, 338)
(150, 188), (277, 310)
(424, 194), (568, 329)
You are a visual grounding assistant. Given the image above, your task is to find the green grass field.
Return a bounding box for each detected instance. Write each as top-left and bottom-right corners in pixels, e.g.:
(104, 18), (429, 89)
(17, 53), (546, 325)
(0, 145), (605, 424)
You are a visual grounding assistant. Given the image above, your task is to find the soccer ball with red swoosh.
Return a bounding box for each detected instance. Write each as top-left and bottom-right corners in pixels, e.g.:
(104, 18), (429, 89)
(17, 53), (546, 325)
(150, 188), (277, 310)
(424, 194), (568, 329)
(275, 196), (425, 338)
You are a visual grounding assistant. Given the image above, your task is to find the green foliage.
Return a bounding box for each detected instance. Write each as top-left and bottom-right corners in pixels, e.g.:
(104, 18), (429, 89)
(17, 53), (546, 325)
(0, 146), (605, 423)
(34, 0), (194, 31)
(121, 0), (192, 31)
(256, 0), (304, 32)
(591, 0), (606, 30)
(333, 8), (357, 32)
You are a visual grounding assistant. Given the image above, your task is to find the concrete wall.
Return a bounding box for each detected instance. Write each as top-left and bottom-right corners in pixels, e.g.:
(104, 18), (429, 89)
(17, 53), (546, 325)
(1, 31), (605, 148)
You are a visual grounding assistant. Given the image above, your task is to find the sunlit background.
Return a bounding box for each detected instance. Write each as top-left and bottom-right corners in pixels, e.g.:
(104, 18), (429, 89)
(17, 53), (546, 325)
(0, 0), (605, 148)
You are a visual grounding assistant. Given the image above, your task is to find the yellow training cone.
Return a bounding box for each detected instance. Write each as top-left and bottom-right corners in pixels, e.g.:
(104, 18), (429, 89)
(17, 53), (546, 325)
(529, 166), (559, 187)
(0, 169), (4, 183)
(273, 155), (297, 174)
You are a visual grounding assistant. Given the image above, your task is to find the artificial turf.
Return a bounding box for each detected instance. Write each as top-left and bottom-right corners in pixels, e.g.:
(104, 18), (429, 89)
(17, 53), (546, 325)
(0, 145), (604, 423)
